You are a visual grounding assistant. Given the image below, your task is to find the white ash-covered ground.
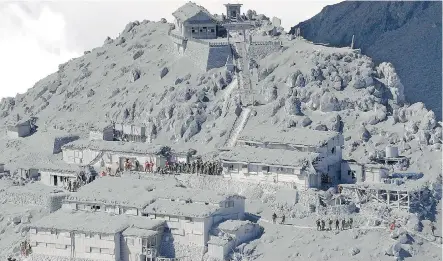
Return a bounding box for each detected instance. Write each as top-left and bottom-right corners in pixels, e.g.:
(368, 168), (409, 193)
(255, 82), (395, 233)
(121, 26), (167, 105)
(0, 16), (441, 261)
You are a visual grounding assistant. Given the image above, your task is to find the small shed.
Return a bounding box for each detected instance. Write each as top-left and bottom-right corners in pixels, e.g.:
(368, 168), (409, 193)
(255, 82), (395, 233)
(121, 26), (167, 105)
(207, 236), (234, 260)
(6, 120), (31, 138)
(39, 165), (81, 188)
(17, 167), (40, 180)
(364, 163), (389, 183)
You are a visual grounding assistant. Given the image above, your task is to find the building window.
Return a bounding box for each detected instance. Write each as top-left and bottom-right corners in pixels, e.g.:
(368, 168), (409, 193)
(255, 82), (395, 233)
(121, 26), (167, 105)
(100, 248), (111, 254)
(191, 27), (196, 33)
(91, 247), (100, 253)
(228, 165), (234, 170)
(126, 238), (134, 245)
(199, 28), (203, 32)
(55, 244), (67, 249)
(242, 164), (247, 169)
(85, 233), (92, 238)
(224, 201), (234, 208)
(210, 28), (215, 33)
(91, 205), (101, 210)
(348, 170), (356, 179)
(262, 166), (270, 173)
(30, 228), (37, 234)
(185, 217), (193, 222)
(331, 147), (335, 154)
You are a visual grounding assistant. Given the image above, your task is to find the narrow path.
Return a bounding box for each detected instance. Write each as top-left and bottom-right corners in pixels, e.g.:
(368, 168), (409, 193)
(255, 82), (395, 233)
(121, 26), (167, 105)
(226, 107), (251, 147)
(221, 78), (238, 118)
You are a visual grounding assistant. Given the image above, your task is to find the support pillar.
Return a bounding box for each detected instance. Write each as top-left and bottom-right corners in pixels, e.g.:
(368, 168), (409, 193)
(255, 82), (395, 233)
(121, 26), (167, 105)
(387, 190), (390, 206)
(243, 29), (246, 42)
(397, 191), (400, 209)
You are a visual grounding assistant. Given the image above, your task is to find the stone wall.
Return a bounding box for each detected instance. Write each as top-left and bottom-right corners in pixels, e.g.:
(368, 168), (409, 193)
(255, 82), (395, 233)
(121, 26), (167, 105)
(206, 44), (232, 71)
(183, 40), (210, 71)
(248, 43), (282, 60)
(53, 135), (80, 154)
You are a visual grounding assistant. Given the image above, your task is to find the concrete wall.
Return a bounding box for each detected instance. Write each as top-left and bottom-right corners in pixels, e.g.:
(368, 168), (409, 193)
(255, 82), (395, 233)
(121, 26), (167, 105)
(340, 161), (364, 183)
(90, 129), (114, 141)
(207, 241), (232, 260)
(74, 232), (118, 260)
(364, 166), (388, 183)
(53, 136), (80, 154)
(40, 171), (76, 188)
(183, 40), (210, 71)
(30, 229), (72, 258)
(121, 233), (161, 261)
(207, 45), (232, 71)
(222, 162), (308, 188)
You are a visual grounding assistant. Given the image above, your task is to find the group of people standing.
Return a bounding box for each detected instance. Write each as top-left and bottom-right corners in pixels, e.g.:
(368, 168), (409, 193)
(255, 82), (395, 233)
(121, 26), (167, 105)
(104, 158), (223, 176)
(316, 217), (353, 231)
(156, 159), (223, 175)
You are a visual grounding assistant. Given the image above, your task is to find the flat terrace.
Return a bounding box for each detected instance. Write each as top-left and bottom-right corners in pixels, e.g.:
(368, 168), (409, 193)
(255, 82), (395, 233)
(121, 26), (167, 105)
(238, 127), (339, 147)
(220, 146), (319, 168)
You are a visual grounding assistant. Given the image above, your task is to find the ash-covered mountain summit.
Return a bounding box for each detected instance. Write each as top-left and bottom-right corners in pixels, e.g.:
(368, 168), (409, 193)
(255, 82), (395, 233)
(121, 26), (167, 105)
(290, 1), (442, 120)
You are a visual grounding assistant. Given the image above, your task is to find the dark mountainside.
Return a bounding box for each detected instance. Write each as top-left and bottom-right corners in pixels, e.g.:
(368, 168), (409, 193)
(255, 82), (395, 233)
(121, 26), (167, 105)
(290, 1), (442, 120)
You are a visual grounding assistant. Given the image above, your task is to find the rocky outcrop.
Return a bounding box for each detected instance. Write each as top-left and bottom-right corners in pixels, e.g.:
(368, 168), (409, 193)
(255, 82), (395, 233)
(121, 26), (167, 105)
(290, 1), (442, 119)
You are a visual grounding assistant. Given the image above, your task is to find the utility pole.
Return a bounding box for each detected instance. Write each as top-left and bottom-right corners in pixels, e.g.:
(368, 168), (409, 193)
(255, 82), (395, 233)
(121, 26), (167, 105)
(351, 35), (355, 49)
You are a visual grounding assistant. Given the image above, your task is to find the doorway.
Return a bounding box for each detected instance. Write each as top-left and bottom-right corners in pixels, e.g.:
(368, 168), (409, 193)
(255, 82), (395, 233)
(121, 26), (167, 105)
(53, 175), (58, 186)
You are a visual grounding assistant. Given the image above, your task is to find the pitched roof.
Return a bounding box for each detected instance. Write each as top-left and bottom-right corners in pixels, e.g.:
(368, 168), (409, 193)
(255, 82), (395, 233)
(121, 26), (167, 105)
(220, 146), (319, 168)
(238, 128), (339, 147)
(172, 2), (215, 22)
(217, 220), (253, 232)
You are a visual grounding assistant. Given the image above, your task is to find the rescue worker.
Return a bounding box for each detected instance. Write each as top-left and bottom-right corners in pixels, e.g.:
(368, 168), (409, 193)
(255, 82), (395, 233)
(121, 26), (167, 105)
(335, 219), (339, 230)
(431, 223), (436, 236)
(349, 217), (353, 229)
(272, 213), (277, 224)
(316, 219), (321, 231)
(328, 219), (333, 230)
(135, 159), (140, 171)
(341, 219), (345, 230)
(144, 160), (149, 172)
(321, 219), (325, 231)
(281, 214), (285, 224)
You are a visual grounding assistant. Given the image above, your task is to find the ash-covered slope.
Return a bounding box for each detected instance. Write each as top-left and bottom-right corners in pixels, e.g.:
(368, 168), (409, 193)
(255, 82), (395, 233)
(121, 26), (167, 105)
(289, 1), (442, 120)
(0, 19), (441, 180)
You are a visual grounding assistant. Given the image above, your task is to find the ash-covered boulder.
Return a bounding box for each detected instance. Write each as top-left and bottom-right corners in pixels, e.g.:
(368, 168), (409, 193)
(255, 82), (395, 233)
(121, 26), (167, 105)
(264, 85), (278, 103)
(300, 116), (312, 127)
(160, 67), (169, 79)
(319, 92), (339, 112)
(295, 74), (306, 87)
(285, 96), (302, 115)
(285, 70), (302, 88)
(309, 67), (324, 82)
(130, 68), (141, 82)
(419, 111), (437, 131)
(104, 36), (113, 45)
(349, 247), (360, 256)
(271, 97), (285, 116)
(133, 50), (144, 60)
(359, 125), (371, 142)
(183, 120), (200, 142)
(315, 124), (328, 131)
(324, 113), (341, 132)
(429, 127), (442, 145)
(332, 75), (343, 91)
(259, 64), (278, 80)
(377, 62), (405, 105)
(416, 130), (430, 145)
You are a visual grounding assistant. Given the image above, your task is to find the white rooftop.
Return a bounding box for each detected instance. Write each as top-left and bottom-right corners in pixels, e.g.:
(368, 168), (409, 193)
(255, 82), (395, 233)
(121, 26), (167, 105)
(220, 146), (319, 168)
(142, 199), (221, 218)
(155, 187), (243, 204)
(31, 210), (165, 235)
(66, 176), (242, 208)
(66, 176), (179, 208)
(238, 127), (339, 147)
(172, 2), (214, 22)
(217, 220), (253, 232)
(208, 236), (231, 246)
(62, 139), (164, 155)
